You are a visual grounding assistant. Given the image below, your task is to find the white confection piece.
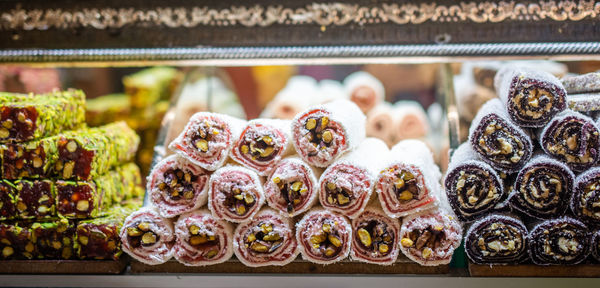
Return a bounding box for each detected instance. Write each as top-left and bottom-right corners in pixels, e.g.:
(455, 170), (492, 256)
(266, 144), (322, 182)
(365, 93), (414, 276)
(392, 101), (430, 141)
(120, 207), (175, 265)
(260, 76), (319, 119)
(366, 102), (395, 147)
(350, 204), (400, 265)
(343, 71), (385, 113)
(316, 79), (348, 104)
(295, 208), (352, 264)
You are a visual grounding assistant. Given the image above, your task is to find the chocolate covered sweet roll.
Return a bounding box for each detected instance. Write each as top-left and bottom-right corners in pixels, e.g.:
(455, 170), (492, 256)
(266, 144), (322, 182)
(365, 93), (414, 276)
(528, 217), (590, 265)
(444, 143), (504, 222)
(495, 67), (566, 127)
(571, 167), (600, 224)
(350, 205), (400, 265)
(464, 214), (529, 264)
(509, 154), (574, 219)
(399, 207), (462, 266)
(208, 165), (265, 223)
(540, 110), (600, 172)
(592, 229), (600, 262)
(233, 208), (299, 267)
(469, 99), (533, 173)
(173, 210), (234, 266)
(295, 208), (352, 264)
(120, 207), (175, 265)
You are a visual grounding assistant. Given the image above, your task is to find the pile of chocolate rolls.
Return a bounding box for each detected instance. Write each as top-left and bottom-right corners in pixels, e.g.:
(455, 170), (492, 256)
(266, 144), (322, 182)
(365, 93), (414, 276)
(120, 98), (462, 267)
(446, 68), (600, 265)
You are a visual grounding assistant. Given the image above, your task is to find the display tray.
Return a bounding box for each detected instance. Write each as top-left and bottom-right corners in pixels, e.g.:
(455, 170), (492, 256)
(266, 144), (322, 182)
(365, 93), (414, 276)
(131, 255), (448, 274)
(0, 259), (127, 274)
(468, 261), (600, 277)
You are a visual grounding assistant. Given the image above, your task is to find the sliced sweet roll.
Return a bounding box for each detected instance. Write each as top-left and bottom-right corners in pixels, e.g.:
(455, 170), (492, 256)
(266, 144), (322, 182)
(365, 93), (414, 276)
(148, 155), (210, 218)
(295, 208), (352, 264)
(469, 98), (533, 173)
(508, 154), (574, 219)
(233, 208), (299, 267)
(399, 207), (462, 266)
(291, 99), (366, 168)
(571, 167), (600, 224)
(208, 165), (265, 223)
(528, 217), (591, 265)
(119, 207), (175, 265)
(350, 205), (400, 265)
(230, 119), (293, 176)
(561, 72), (600, 94)
(540, 110), (600, 172)
(173, 210), (233, 266)
(495, 67), (566, 128)
(319, 138), (389, 219)
(264, 157), (320, 217)
(343, 71), (385, 114)
(169, 112), (246, 171)
(464, 214), (529, 264)
(444, 143), (504, 222)
(592, 229), (600, 262)
(376, 139), (442, 218)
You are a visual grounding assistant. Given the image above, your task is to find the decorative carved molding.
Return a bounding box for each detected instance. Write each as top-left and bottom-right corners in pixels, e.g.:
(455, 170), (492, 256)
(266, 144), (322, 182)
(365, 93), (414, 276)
(1, 1), (599, 30)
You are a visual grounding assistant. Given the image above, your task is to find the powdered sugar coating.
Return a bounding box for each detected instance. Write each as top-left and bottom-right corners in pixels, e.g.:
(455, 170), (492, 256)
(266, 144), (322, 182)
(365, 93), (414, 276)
(392, 101), (430, 141)
(295, 208), (352, 264)
(120, 207), (175, 265)
(567, 93), (600, 112)
(562, 72), (600, 94)
(343, 71), (385, 114)
(208, 165), (265, 223)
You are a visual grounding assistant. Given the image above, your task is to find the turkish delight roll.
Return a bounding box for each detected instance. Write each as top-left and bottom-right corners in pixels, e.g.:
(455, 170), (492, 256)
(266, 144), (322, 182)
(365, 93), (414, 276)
(343, 71), (385, 114)
(376, 139), (441, 218)
(444, 143), (504, 222)
(399, 207), (462, 266)
(540, 110), (600, 172)
(0, 223), (35, 259)
(208, 166), (265, 223)
(562, 72), (600, 94)
(292, 99), (366, 168)
(1, 135), (57, 179)
(0, 181), (16, 220)
(0, 89), (85, 143)
(233, 208), (299, 267)
(295, 208), (352, 264)
(31, 218), (75, 259)
(319, 138), (388, 219)
(469, 98), (533, 173)
(366, 103), (395, 147)
(148, 155), (210, 218)
(120, 207), (175, 265)
(350, 205), (400, 265)
(592, 229), (600, 262)
(528, 217), (590, 265)
(571, 167), (600, 224)
(464, 214), (529, 264)
(495, 67), (566, 127)
(392, 101), (430, 141)
(264, 157), (320, 217)
(230, 119), (293, 176)
(173, 210), (234, 266)
(567, 93), (600, 112)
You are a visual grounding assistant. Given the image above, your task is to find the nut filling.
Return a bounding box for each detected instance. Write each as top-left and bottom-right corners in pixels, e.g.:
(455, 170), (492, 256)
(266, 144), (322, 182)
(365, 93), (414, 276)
(303, 116), (334, 155)
(356, 220), (394, 255)
(475, 223), (523, 257)
(57, 139), (94, 179)
(511, 87), (555, 120)
(158, 168), (198, 200)
(0, 107), (37, 140)
(126, 221), (159, 248)
(580, 181), (600, 220)
(187, 224), (220, 259)
(541, 224), (582, 261)
(2, 143), (47, 178)
(392, 170), (420, 203)
(455, 169), (498, 210)
(477, 120), (525, 165)
(401, 226), (446, 259)
(244, 222), (284, 254)
(309, 220), (344, 258)
(223, 186), (256, 216)
(273, 177), (308, 214)
(545, 119), (599, 167)
(519, 168), (564, 212)
(324, 182), (352, 207)
(239, 134), (279, 161)
(191, 120), (223, 153)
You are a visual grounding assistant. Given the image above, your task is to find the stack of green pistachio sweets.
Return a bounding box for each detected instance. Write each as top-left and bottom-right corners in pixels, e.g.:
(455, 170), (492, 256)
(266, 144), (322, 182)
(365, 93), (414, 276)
(86, 67), (180, 176)
(0, 89), (144, 261)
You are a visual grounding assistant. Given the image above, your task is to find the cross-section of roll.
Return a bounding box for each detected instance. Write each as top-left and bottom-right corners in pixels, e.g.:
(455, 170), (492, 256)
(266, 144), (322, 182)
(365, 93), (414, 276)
(319, 138), (388, 218)
(148, 155), (210, 218)
(592, 229), (600, 262)
(571, 167), (600, 224)
(295, 208), (352, 264)
(376, 139), (442, 218)
(343, 71), (385, 114)
(350, 205), (400, 265)
(264, 157), (320, 217)
(291, 100), (366, 168)
(399, 207), (462, 266)
(168, 112), (246, 171)
(392, 101), (430, 142)
(540, 110), (600, 172)
(230, 119), (292, 176)
(173, 210), (233, 266)
(528, 217), (590, 265)
(208, 165), (265, 223)
(469, 98), (533, 173)
(494, 67), (566, 128)
(366, 103), (395, 147)
(464, 214), (529, 264)
(444, 143), (504, 222)
(120, 207), (175, 265)
(233, 208), (299, 267)
(508, 154), (574, 219)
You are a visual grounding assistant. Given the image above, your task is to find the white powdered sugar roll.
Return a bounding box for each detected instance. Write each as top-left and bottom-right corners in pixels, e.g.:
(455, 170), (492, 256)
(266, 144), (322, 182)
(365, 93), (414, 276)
(343, 71), (385, 114)
(350, 204), (401, 265)
(392, 101), (430, 142)
(120, 207), (175, 265)
(295, 208), (352, 264)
